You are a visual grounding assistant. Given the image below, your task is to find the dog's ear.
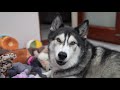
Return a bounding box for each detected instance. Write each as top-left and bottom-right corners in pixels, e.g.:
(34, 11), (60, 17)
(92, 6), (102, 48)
(75, 20), (89, 38)
(50, 15), (64, 31)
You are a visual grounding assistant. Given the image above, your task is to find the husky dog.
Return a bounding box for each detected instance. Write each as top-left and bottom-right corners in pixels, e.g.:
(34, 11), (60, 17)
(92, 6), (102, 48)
(47, 15), (120, 78)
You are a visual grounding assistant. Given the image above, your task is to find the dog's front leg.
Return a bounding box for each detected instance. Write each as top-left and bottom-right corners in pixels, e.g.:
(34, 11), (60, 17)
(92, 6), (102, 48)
(42, 70), (52, 78)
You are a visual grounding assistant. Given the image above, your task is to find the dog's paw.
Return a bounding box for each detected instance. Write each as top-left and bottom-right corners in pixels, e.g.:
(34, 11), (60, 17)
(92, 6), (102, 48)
(42, 70), (52, 78)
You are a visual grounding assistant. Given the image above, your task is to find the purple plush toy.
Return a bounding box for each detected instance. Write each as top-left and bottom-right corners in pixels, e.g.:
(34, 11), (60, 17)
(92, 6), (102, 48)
(12, 69), (29, 78)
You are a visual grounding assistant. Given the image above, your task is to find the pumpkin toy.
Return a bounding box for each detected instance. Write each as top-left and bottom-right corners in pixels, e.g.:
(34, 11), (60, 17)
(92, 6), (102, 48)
(0, 36), (19, 50)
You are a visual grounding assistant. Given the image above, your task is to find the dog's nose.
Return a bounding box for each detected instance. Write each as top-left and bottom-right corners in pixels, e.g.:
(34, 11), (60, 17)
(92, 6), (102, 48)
(58, 52), (67, 60)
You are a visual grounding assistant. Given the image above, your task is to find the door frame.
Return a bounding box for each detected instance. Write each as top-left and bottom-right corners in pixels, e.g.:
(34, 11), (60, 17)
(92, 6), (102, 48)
(39, 12), (73, 45)
(78, 12), (120, 45)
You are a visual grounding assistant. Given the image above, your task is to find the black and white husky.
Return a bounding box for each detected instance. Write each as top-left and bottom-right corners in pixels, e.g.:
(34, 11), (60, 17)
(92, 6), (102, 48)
(45, 15), (120, 78)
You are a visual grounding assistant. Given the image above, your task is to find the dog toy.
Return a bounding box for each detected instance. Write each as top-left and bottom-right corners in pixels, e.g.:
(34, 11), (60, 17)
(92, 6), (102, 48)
(0, 53), (17, 62)
(28, 46), (50, 71)
(28, 46), (45, 56)
(7, 62), (32, 77)
(27, 56), (42, 67)
(27, 56), (47, 78)
(12, 69), (42, 78)
(35, 47), (50, 71)
(12, 69), (30, 78)
(0, 53), (17, 77)
(0, 34), (10, 38)
(31, 67), (47, 78)
(0, 73), (5, 78)
(10, 62), (46, 78)
(0, 36), (19, 50)
(0, 48), (10, 55)
(26, 40), (43, 49)
(11, 49), (31, 64)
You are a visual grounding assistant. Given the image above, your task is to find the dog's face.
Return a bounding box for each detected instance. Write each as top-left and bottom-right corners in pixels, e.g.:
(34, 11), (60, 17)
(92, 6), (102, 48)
(48, 15), (89, 70)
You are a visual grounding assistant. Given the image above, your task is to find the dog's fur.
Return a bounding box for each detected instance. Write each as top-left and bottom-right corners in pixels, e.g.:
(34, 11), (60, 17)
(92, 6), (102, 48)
(47, 15), (120, 78)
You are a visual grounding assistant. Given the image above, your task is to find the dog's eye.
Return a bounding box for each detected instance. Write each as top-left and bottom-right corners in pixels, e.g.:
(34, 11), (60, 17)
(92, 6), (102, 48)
(70, 41), (76, 45)
(56, 38), (62, 43)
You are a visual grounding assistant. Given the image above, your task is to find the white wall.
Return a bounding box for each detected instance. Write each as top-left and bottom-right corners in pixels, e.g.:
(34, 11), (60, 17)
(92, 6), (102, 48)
(0, 12), (78, 49)
(72, 12), (78, 27)
(0, 12), (40, 49)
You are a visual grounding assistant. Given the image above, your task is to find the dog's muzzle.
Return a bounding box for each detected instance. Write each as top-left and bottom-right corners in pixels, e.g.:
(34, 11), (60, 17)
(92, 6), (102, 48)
(56, 52), (67, 65)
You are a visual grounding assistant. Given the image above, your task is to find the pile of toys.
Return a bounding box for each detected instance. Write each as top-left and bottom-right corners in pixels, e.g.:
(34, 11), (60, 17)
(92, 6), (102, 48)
(0, 34), (50, 78)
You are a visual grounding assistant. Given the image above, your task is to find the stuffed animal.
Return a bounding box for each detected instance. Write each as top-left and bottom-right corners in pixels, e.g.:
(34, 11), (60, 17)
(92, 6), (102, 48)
(0, 36), (19, 50)
(36, 47), (50, 71)
(0, 48), (29, 64)
(28, 46), (45, 56)
(0, 53), (17, 78)
(12, 69), (30, 78)
(26, 40), (43, 49)
(7, 62), (32, 77)
(12, 69), (42, 78)
(11, 67), (46, 78)
(27, 56), (47, 78)
(0, 53), (17, 62)
(28, 46), (51, 71)
(0, 48), (10, 55)
(0, 73), (5, 78)
(12, 49), (31, 64)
